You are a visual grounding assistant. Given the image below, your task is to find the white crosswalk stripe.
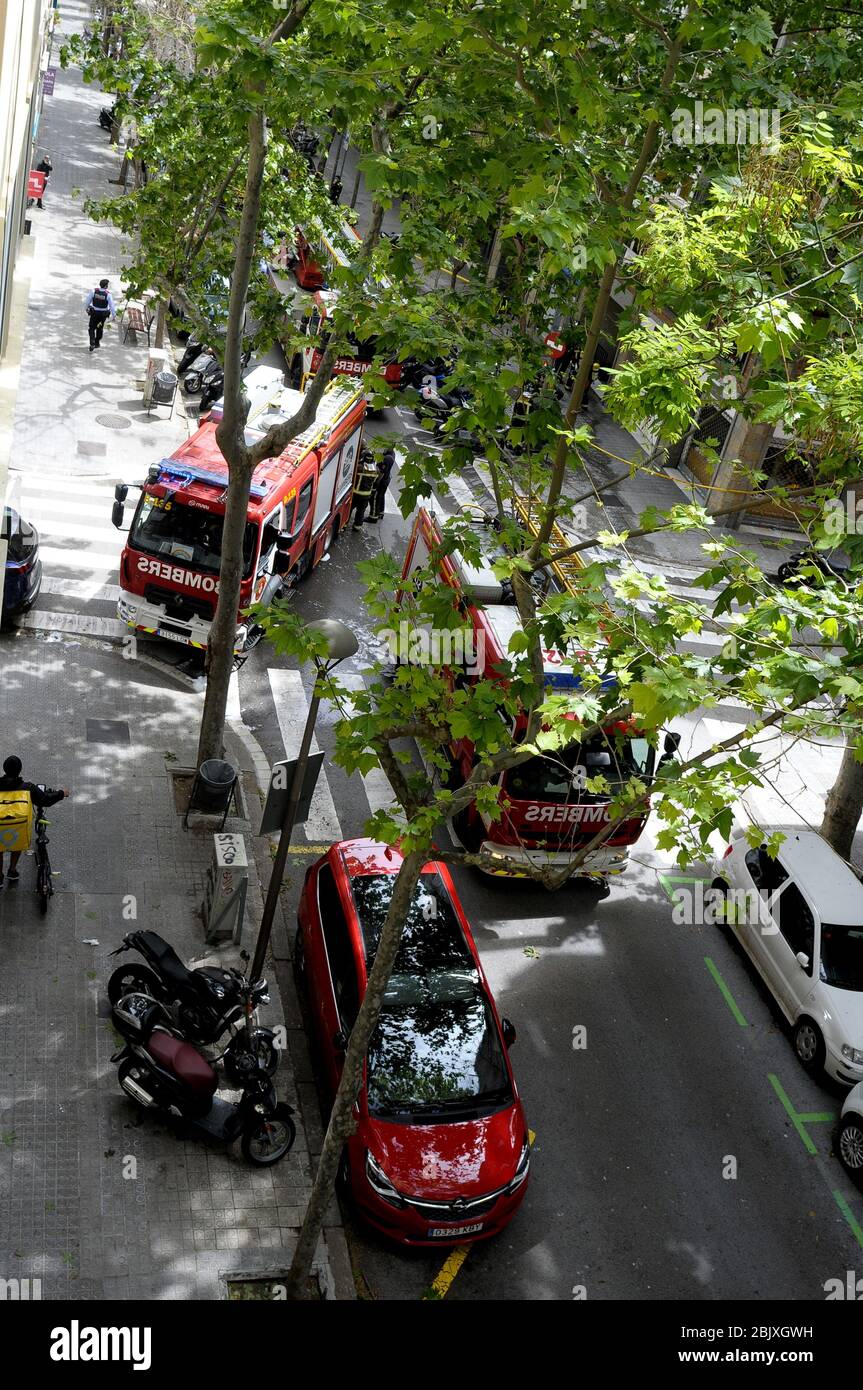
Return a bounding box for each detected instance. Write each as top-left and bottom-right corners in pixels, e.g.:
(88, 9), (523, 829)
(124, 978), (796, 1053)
(6, 471), (124, 638)
(338, 673), (405, 825)
(267, 669), (343, 842)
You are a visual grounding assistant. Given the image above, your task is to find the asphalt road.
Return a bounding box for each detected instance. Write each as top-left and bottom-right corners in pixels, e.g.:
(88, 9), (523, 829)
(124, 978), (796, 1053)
(234, 403), (863, 1302)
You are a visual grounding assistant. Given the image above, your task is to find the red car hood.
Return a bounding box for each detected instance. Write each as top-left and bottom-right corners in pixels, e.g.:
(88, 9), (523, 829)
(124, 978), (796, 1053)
(368, 1104), (523, 1199)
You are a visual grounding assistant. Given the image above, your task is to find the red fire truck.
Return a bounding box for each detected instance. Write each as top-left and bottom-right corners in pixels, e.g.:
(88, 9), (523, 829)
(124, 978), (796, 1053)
(113, 378), (366, 654)
(267, 220), (403, 391)
(401, 508), (676, 879)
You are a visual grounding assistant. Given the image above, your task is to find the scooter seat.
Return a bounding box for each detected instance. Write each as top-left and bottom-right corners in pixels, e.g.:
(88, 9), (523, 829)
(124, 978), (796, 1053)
(148, 1031), (217, 1096)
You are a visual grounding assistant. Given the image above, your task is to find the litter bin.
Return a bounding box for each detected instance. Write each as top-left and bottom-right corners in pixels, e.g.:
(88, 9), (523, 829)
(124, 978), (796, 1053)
(184, 759), (239, 829)
(147, 369), (178, 418)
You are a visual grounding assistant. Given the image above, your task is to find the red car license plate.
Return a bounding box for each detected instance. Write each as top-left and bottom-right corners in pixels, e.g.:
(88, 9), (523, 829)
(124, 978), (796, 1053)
(428, 1223), (483, 1238)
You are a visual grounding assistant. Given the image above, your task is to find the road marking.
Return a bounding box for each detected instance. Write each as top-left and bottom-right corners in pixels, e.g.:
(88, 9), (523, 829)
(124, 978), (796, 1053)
(267, 669), (343, 841)
(832, 1189), (863, 1252)
(40, 575), (121, 603)
(35, 544), (120, 574)
(338, 674), (404, 825)
(422, 1247), (471, 1300)
(768, 1073), (835, 1155)
(18, 609), (127, 640)
(287, 844), (331, 855)
(704, 956), (749, 1028)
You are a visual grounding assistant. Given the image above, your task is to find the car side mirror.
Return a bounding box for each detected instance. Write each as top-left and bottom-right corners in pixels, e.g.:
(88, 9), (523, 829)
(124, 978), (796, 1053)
(273, 549), (291, 576)
(275, 534), (291, 552)
(795, 951), (811, 971)
(111, 499), (125, 529)
(664, 731), (681, 757)
(333, 1029), (348, 1053)
(501, 1017), (517, 1048)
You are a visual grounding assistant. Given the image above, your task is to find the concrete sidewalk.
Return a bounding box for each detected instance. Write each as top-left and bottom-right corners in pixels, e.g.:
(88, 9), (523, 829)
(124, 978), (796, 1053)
(0, 635), (351, 1300)
(6, 0), (190, 502)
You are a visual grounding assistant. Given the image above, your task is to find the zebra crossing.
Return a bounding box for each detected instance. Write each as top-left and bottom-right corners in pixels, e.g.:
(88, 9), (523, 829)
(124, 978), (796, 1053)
(6, 470), (127, 640)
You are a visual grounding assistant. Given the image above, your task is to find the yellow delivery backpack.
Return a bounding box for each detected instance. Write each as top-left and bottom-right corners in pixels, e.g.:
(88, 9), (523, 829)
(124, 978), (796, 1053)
(0, 789), (34, 853)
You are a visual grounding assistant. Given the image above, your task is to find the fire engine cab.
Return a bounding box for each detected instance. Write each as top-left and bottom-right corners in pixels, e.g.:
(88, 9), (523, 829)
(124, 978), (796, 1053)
(402, 508), (673, 879)
(114, 376), (365, 654)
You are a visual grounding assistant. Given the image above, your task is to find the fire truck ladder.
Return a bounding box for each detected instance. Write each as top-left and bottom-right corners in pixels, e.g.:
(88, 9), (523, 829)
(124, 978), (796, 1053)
(512, 494), (586, 598)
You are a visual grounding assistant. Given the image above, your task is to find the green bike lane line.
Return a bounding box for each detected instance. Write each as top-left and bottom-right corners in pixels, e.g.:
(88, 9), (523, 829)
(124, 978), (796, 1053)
(704, 957), (749, 1028)
(832, 1190), (863, 1252)
(767, 1073), (835, 1156)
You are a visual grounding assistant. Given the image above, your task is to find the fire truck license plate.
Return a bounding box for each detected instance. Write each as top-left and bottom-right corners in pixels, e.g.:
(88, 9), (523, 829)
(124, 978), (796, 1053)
(158, 628), (190, 644)
(428, 1223), (483, 1238)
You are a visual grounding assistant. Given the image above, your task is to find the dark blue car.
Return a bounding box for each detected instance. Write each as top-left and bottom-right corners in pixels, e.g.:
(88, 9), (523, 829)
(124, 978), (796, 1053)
(2, 506), (42, 628)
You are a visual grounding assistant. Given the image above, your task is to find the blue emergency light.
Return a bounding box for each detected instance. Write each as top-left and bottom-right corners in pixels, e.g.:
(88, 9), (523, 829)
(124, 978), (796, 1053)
(154, 459), (269, 499)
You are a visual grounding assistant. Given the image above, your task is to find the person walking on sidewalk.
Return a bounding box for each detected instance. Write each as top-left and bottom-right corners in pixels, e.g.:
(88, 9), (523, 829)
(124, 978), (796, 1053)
(85, 278), (116, 352)
(0, 756), (68, 888)
(366, 445), (396, 523)
(35, 153), (52, 209)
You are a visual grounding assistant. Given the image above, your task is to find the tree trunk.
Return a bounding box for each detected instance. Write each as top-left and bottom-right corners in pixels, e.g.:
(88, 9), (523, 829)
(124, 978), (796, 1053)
(820, 741), (863, 862)
(485, 211), (506, 286)
(154, 299), (166, 349)
(286, 851), (426, 1299)
(196, 105), (267, 767)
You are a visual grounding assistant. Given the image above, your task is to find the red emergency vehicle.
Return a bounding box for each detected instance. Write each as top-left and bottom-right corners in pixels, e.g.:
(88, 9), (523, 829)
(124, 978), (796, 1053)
(114, 377), (366, 653)
(401, 508), (670, 880)
(267, 219), (403, 391)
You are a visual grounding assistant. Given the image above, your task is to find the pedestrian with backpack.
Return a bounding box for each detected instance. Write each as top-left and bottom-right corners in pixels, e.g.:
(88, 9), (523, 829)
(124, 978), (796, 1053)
(85, 278), (116, 352)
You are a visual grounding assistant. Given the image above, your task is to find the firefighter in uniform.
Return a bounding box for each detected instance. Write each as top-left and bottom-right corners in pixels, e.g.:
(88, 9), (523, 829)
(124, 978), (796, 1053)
(351, 448), (379, 530)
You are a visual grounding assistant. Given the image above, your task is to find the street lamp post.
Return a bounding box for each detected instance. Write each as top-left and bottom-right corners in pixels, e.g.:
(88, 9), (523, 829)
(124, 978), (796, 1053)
(249, 619), (358, 984)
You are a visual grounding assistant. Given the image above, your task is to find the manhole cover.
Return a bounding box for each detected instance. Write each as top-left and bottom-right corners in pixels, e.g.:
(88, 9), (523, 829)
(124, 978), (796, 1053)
(95, 413), (132, 430)
(86, 719), (131, 745)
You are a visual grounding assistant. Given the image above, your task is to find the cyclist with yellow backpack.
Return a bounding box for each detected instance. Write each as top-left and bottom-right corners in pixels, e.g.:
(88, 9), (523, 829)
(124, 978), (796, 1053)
(0, 756), (68, 888)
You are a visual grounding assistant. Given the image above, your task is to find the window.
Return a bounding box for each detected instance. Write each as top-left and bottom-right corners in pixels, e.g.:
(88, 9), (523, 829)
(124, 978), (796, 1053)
(771, 882), (815, 963)
(316, 864), (359, 1027)
(744, 847), (788, 894)
(129, 495), (257, 578)
(819, 924), (863, 991)
(504, 733), (655, 805)
(288, 478), (314, 537)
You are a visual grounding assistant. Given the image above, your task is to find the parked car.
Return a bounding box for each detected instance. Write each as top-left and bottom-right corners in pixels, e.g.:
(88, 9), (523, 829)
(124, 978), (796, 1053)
(295, 839), (530, 1246)
(774, 549), (850, 585)
(837, 1083), (863, 1182)
(711, 830), (863, 1085)
(2, 506), (42, 628)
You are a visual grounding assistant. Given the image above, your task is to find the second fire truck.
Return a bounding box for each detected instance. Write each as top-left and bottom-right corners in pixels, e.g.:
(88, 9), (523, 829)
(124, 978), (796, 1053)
(400, 508), (678, 880)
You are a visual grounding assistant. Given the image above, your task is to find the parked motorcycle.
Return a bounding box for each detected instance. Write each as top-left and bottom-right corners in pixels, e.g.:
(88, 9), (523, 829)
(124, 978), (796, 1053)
(176, 338), (206, 376)
(775, 549), (850, 585)
(183, 350), (219, 395)
(414, 382), (471, 429)
(400, 356), (449, 393)
(198, 365), (225, 415)
(107, 930), (279, 1080)
(112, 993), (295, 1166)
(99, 104), (116, 132)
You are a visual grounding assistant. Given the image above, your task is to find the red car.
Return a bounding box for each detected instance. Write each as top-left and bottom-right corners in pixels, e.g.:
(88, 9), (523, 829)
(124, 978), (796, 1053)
(296, 839), (530, 1246)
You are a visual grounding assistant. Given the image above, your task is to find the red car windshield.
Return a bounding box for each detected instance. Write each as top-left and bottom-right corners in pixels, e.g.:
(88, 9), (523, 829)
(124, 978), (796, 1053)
(350, 872), (513, 1121)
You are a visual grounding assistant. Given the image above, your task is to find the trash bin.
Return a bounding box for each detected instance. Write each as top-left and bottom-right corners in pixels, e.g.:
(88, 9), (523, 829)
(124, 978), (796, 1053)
(194, 759), (237, 814)
(147, 369), (178, 418)
(151, 370), (177, 404)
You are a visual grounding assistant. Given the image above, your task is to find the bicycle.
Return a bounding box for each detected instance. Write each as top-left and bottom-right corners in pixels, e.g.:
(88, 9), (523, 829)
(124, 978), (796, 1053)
(34, 809), (53, 915)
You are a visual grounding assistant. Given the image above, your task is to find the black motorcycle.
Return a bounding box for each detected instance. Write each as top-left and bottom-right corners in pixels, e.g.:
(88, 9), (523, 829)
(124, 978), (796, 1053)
(107, 930), (279, 1080)
(414, 382), (471, 429)
(198, 366), (225, 415)
(99, 104), (116, 132)
(112, 994), (295, 1166)
(775, 549), (850, 585)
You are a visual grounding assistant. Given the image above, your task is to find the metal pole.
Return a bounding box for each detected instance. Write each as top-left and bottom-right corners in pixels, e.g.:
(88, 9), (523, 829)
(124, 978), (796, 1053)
(249, 673), (323, 984)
